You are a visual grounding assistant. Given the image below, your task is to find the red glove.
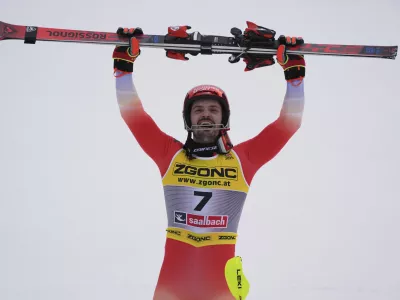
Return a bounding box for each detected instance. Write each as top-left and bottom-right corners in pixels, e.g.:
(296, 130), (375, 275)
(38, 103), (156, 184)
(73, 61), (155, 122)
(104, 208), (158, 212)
(113, 27), (143, 74)
(276, 35), (306, 82)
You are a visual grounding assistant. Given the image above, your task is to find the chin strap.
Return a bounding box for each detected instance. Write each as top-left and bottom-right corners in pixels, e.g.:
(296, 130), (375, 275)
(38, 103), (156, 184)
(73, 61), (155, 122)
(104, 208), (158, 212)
(217, 129), (233, 153)
(183, 130), (233, 159)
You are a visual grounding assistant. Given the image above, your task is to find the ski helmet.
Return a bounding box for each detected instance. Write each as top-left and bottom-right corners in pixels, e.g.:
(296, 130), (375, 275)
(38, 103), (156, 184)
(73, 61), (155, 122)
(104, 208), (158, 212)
(183, 84), (230, 131)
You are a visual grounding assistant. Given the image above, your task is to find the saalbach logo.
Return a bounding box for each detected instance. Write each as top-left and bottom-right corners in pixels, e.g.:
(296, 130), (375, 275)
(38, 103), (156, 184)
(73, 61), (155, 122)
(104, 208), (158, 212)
(174, 211), (228, 228)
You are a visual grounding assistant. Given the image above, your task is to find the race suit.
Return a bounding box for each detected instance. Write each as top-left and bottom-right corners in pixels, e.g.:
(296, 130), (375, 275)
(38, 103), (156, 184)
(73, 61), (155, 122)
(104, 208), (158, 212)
(115, 73), (304, 300)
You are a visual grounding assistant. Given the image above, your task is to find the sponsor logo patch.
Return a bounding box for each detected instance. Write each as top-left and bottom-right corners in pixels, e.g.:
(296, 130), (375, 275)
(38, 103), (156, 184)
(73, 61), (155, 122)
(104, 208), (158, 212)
(174, 211), (228, 228)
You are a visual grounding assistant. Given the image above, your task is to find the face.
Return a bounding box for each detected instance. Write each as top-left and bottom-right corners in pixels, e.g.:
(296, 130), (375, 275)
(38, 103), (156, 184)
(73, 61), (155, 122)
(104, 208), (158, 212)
(190, 99), (223, 143)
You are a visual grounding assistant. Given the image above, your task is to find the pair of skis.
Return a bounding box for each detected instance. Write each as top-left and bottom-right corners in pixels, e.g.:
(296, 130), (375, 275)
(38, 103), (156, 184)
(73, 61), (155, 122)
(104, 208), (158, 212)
(0, 20), (397, 70)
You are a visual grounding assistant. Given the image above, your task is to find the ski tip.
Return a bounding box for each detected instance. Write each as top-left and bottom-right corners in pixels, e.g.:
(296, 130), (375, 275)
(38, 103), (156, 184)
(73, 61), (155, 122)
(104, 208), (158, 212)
(0, 21), (16, 41)
(385, 45), (398, 59)
(392, 46), (398, 59)
(0, 22), (7, 41)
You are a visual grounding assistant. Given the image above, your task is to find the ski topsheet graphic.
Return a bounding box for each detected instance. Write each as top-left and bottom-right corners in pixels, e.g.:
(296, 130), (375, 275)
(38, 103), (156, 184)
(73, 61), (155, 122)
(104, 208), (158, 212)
(1, 20), (397, 67)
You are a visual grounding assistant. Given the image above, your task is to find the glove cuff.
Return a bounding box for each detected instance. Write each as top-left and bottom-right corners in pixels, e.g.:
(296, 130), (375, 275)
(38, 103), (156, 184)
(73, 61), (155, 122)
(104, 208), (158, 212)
(113, 59), (133, 73)
(284, 65), (305, 81)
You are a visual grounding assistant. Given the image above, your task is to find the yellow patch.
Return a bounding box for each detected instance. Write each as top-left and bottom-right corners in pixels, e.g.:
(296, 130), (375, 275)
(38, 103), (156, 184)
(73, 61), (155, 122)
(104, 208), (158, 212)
(166, 227), (238, 247)
(162, 150), (249, 193)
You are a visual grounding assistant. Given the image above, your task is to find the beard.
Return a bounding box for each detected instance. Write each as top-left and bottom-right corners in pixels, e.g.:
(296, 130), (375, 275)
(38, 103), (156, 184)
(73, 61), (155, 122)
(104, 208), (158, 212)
(192, 128), (220, 143)
(191, 117), (222, 143)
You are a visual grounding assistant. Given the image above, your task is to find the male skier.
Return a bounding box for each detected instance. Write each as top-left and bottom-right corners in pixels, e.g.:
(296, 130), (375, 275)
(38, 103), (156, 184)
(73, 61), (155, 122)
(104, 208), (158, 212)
(112, 27), (305, 300)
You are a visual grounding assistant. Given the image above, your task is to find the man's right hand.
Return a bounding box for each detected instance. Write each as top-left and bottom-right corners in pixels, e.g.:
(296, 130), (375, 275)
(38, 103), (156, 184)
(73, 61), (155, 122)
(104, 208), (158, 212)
(113, 27), (143, 74)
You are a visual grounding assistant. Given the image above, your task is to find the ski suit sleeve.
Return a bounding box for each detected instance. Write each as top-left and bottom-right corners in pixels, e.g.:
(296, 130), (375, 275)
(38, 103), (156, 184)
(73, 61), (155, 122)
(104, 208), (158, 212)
(115, 72), (182, 175)
(235, 80), (305, 184)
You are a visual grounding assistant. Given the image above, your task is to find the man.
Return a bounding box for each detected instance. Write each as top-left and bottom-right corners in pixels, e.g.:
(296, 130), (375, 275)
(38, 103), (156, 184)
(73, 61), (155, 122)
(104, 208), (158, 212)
(112, 27), (305, 300)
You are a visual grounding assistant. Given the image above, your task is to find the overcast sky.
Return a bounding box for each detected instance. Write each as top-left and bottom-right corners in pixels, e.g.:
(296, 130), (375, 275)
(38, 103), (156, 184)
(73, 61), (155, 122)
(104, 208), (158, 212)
(1, 0), (399, 299)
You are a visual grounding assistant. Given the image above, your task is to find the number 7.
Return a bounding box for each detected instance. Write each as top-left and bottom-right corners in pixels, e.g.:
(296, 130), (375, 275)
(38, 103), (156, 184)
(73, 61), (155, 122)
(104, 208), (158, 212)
(194, 191), (212, 211)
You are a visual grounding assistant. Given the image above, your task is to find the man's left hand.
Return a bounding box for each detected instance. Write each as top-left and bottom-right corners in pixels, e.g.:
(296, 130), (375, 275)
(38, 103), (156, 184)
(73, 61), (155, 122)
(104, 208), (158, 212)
(276, 35), (306, 81)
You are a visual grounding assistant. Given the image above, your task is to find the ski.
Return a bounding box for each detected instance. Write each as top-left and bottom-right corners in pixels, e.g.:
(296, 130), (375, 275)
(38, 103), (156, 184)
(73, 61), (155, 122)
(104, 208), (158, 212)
(1, 20), (397, 62)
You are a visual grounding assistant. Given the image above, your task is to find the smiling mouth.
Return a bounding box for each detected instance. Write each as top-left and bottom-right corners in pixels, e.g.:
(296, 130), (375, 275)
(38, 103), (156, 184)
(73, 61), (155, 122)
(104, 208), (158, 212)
(198, 121), (214, 128)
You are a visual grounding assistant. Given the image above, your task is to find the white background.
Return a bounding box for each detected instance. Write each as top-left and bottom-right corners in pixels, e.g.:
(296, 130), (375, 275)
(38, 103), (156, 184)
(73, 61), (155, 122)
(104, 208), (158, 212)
(1, 0), (399, 299)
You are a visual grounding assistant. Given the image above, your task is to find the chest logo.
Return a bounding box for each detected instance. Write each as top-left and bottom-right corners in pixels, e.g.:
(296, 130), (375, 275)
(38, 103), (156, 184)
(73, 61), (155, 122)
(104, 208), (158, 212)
(173, 163), (237, 180)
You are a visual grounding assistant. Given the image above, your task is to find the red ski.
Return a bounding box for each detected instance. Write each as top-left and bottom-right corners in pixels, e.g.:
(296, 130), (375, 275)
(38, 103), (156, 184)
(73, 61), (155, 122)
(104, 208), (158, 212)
(1, 20), (397, 62)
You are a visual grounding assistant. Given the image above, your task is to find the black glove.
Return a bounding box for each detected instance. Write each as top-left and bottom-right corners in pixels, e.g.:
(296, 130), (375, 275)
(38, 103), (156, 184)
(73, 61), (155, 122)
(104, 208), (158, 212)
(112, 27), (143, 73)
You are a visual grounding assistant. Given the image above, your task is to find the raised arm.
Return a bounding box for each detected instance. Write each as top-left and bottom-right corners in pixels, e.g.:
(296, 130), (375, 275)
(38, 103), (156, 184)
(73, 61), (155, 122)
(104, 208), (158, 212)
(113, 27), (182, 174)
(235, 79), (304, 164)
(235, 36), (306, 184)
